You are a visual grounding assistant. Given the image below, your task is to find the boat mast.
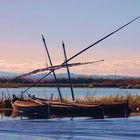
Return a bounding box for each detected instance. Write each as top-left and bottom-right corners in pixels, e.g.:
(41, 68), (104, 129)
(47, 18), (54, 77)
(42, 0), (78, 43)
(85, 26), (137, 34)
(40, 16), (140, 82)
(62, 41), (75, 101)
(21, 16), (140, 94)
(42, 35), (63, 102)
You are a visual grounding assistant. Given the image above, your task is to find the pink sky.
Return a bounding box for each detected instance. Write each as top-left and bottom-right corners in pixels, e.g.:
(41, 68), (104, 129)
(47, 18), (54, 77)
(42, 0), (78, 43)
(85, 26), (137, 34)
(0, 1), (140, 76)
(0, 40), (140, 76)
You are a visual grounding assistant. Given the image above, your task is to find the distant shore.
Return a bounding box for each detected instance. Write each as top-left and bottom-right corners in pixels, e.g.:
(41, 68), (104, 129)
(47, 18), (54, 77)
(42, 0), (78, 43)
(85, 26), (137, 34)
(0, 77), (140, 88)
(0, 83), (140, 89)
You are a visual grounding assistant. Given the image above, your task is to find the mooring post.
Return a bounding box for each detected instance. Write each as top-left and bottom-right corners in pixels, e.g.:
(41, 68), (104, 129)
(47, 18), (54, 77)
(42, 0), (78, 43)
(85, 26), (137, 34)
(47, 103), (51, 116)
(101, 105), (105, 119)
(21, 91), (24, 99)
(124, 100), (129, 118)
(2, 92), (4, 103)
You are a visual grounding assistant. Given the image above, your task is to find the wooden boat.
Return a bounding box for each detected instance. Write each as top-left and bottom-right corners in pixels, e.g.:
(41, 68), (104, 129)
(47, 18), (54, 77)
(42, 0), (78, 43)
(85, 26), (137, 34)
(11, 98), (49, 113)
(11, 96), (131, 118)
(11, 97), (104, 118)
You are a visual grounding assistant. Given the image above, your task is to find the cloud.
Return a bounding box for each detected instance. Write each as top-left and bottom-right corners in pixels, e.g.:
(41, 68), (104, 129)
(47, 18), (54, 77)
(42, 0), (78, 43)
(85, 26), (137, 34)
(0, 60), (46, 73)
(0, 58), (140, 76)
(69, 59), (140, 76)
(0, 59), (5, 63)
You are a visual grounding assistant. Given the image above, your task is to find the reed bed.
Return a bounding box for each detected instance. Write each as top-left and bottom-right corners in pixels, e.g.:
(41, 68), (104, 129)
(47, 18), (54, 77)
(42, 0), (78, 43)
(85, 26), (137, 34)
(53, 94), (140, 112)
(74, 94), (140, 112)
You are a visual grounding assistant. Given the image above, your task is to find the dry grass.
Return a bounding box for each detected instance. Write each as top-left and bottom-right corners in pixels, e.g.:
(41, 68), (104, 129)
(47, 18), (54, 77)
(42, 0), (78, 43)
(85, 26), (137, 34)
(74, 94), (140, 112)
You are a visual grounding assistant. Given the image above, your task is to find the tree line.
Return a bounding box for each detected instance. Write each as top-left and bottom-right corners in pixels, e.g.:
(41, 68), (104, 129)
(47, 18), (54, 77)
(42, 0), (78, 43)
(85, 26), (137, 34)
(0, 77), (140, 88)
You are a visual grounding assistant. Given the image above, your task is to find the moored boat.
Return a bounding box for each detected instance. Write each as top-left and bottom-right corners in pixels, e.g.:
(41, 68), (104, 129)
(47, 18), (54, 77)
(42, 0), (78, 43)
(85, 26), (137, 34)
(11, 98), (49, 113)
(11, 97), (104, 118)
(11, 97), (131, 118)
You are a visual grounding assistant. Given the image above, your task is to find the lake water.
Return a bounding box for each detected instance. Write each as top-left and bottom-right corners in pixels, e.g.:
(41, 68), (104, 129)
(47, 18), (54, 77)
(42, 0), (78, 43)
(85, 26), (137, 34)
(0, 87), (140, 140)
(0, 87), (140, 100)
(0, 116), (140, 140)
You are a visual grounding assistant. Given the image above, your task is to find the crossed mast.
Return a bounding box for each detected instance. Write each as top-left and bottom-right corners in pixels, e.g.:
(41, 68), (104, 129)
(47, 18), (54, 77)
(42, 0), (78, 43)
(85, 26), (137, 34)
(13, 16), (140, 102)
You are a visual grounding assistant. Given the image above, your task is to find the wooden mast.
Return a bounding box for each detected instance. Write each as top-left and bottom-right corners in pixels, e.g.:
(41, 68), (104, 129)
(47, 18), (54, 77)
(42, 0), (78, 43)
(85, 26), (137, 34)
(22, 16), (140, 94)
(42, 35), (63, 102)
(62, 41), (75, 101)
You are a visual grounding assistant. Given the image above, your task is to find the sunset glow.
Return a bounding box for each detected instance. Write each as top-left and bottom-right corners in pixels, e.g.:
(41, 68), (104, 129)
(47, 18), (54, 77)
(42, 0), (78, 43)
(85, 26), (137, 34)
(0, 0), (140, 76)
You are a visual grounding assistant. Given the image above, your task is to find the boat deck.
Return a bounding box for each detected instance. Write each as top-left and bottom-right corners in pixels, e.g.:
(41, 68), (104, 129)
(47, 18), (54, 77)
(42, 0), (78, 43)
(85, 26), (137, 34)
(14, 100), (43, 107)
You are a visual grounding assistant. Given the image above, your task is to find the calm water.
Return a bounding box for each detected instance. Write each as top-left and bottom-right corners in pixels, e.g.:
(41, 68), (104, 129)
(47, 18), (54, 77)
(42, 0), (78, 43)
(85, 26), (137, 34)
(0, 116), (140, 140)
(0, 87), (140, 140)
(0, 87), (140, 100)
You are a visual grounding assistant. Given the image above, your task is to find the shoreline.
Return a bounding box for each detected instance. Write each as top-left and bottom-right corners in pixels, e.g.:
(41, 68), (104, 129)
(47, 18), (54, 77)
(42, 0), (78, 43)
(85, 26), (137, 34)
(0, 83), (140, 89)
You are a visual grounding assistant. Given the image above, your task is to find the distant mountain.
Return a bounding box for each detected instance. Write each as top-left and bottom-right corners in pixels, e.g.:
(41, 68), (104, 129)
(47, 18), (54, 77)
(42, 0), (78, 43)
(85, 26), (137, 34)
(28, 73), (134, 79)
(0, 71), (137, 79)
(91, 75), (130, 79)
(0, 71), (86, 79)
(0, 71), (19, 78)
(29, 73), (91, 79)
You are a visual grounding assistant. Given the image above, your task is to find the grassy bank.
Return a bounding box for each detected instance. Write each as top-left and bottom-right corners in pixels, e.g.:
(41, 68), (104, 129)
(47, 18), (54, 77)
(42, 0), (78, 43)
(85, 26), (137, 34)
(75, 94), (140, 112)
(0, 93), (140, 113)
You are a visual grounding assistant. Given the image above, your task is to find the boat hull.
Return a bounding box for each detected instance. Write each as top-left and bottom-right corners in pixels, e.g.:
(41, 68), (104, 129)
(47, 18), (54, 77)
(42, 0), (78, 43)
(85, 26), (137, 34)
(11, 98), (49, 113)
(11, 98), (131, 118)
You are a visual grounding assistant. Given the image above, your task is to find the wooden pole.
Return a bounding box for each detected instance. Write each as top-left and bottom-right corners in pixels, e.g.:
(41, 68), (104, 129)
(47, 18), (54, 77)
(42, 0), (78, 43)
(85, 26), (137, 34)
(42, 35), (63, 102)
(62, 41), (75, 101)
(2, 92), (3, 103)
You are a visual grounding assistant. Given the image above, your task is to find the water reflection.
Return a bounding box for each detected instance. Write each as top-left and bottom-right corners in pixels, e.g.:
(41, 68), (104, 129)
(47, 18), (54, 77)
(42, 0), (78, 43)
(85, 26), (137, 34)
(0, 109), (132, 120)
(12, 110), (49, 120)
(0, 109), (12, 119)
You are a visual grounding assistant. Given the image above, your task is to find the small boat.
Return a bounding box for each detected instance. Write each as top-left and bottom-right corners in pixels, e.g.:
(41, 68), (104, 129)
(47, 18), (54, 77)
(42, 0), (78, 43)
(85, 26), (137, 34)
(11, 98), (49, 113)
(11, 96), (131, 118)
(11, 97), (104, 118)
